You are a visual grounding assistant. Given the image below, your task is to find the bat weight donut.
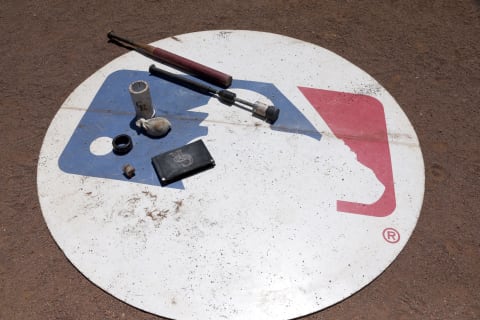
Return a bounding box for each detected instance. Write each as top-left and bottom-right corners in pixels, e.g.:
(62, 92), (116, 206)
(112, 134), (133, 155)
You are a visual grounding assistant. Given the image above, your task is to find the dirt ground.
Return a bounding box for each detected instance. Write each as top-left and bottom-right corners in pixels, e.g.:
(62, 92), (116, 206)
(1, 1), (479, 319)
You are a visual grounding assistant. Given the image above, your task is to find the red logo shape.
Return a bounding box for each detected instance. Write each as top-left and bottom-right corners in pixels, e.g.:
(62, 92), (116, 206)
(299, 87), (396, 217)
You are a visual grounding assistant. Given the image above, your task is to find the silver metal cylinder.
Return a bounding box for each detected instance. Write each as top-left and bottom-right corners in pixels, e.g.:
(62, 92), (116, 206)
(252, 101), (269, 117)
(129, 80), (155, 120)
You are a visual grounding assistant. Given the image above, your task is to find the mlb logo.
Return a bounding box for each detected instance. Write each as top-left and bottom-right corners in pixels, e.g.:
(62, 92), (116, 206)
(58, 70), (395, 217)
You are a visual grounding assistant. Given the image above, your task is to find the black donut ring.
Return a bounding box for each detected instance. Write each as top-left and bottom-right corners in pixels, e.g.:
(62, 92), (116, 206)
(112, 134), (133, 155)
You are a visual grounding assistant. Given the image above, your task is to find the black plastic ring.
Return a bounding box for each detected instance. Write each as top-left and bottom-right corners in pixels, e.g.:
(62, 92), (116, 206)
(112, 134), (133, 155)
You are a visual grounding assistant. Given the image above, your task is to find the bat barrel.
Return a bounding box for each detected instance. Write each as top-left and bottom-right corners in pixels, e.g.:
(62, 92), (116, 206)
(150, 46), (232, 88)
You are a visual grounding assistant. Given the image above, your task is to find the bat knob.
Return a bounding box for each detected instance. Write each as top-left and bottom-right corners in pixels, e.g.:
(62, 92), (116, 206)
(265, 106), (280, 124)
(252, 101), (280, 124)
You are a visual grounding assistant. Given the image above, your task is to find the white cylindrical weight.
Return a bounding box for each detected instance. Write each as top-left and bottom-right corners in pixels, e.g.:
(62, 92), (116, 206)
(129, 80), (155, 120)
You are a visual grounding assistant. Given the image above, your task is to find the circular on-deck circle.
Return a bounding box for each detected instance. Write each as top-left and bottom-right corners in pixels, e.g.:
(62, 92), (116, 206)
(37, 30), (424, 320)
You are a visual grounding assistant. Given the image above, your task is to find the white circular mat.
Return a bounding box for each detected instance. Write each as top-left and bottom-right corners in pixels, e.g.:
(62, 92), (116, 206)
(38, 30), (424, 319)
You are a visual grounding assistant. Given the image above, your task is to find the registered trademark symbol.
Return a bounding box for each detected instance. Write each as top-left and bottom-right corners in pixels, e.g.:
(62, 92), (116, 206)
(382, 228), (400, 244)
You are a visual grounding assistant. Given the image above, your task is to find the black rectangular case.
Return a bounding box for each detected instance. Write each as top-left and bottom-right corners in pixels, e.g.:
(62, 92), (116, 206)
(152, 139), (215, 186)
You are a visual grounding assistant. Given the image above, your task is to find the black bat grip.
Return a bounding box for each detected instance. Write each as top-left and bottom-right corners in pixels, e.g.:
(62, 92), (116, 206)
(149, 64), (217, 95)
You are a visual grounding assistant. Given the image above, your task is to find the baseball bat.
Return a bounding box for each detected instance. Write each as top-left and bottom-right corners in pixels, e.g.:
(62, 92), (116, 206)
(107, 31), (232, 88)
